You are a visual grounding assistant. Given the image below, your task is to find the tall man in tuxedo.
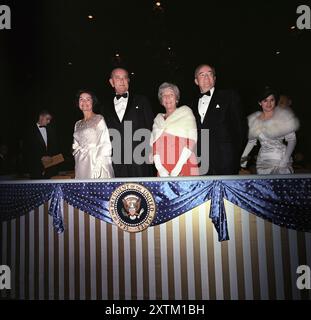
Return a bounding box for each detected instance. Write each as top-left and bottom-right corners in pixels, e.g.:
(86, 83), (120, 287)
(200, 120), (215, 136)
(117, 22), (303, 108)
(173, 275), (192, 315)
(101, 68), (154, 177)
(190, 64), (247, 175)
(25, 110), (60, 179)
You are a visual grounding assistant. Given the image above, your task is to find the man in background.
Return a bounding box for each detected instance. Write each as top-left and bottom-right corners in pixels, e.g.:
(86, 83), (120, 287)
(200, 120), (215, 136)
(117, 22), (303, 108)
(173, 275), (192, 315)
(24, 110), (60, 179)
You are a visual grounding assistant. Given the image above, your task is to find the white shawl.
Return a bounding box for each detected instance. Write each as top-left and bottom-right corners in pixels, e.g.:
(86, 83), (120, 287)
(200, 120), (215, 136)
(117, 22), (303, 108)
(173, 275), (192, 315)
(248, 106), (299, 140)
(150, 105), (198, 145)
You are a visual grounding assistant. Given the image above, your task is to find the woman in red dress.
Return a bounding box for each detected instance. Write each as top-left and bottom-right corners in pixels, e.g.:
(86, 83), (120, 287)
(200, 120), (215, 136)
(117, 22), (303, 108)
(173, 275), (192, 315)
(150, 82), (199, 177)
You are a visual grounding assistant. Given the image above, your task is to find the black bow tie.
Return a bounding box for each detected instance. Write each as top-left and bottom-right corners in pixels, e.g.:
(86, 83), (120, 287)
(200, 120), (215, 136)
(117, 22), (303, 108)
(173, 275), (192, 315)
(199, 91), (211, 98)
(115, 93), (128, 100)
(39, 125), (46, 128)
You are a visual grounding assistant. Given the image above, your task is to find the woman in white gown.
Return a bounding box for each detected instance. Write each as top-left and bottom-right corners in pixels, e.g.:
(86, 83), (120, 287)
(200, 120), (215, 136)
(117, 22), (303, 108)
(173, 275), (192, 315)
(72, 90), (114, 179)
(241, 88), (299, 174)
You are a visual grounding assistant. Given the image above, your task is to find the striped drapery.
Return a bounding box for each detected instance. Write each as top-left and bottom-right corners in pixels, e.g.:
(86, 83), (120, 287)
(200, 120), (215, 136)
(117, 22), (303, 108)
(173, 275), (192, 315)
(1, 200), (310, 300)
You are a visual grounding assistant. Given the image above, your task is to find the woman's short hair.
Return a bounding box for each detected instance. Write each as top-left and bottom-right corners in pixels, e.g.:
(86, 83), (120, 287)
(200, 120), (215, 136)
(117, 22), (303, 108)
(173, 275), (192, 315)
(257, 86), (279, 103)
(75, 89), (98, 108)
(158, 82), (180, 103)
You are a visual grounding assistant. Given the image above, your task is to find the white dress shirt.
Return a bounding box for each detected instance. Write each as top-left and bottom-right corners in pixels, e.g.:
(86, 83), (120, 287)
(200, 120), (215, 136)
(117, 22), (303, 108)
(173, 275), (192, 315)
(198, 87), (215, 123)
(114, 92), (129, 122)
(37, 123), (47, 146)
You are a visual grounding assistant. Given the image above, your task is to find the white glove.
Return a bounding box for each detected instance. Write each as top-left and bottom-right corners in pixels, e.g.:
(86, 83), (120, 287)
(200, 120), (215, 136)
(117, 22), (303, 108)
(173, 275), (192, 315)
(240, 139), (257, 168)
(240, 157), (248, 168)
(279, 133), (296, 167)
(153, 154), (169, 177)
(170, 147), (192, 177)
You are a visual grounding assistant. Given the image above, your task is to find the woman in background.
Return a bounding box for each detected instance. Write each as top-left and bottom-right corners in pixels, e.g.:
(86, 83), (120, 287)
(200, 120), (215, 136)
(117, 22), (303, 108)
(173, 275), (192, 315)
(72, 90), (114, 179)
(241, 87), (299, 174)
(150, 82), (199, 177)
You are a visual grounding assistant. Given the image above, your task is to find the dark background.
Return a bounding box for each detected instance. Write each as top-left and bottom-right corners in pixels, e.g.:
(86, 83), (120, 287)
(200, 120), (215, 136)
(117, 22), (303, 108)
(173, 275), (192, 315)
(1, 0), (311, 174)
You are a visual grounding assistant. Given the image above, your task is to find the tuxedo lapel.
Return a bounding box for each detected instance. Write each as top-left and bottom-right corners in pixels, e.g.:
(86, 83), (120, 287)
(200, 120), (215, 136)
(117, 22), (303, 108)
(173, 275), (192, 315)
(122, 92), (134, 122)
(108, 96), (121, 123)
(35, 125), (47, 150)
(192, 97), (201, 124)
(202, 89), (218, 127)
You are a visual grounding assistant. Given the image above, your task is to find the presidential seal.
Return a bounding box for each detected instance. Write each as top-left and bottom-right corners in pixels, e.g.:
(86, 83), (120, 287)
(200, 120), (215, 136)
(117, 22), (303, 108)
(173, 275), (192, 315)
(109, 183), (156, 232)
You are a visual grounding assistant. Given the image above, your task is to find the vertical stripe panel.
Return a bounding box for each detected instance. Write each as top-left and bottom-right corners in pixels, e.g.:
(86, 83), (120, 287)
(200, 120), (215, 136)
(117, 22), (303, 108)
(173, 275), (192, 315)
(280, 227), (293, 299)
(43, 203), (49, 300)
(172, 217), (182, 300)
(118, 229), (125, 300)
(78, 210), (85, 299)
(123, 231), (131, 300)
(29, 211), (35, 299)
(130, 232), (137, 300)
(1, 222), (7, 298)
(264, 220), (276, 299)
(95, 218), (102, 300)
(256, 217), (269, 299)
(68, 204), (75, 300)
(288, 229), (300, 300)
(185, 210), (196, 300)
(19, 215), (25, 300)
(219, 202), (230, 300)
(112, 225), (119, 300)
(6, 220), (11, 299)
(248, 212), (260, 300)
(206, 202), (216, 300)
(53, 213), (59, 300)
(213, 217), (224, 300)
(198, 204), (209, 300)
(24, 212), (29, 299)
(10, 219), (16, 299)
(101, 221), (108, 300)
(297, 232), (309, 300)
(241, 209), (253, 299)
(106, 223), (113, 299)
(141, 229), (150, 300)
(234, 206), (245, 300)
(73, 208), (80, 299)
(89, 215), (97, 300)
(0, 223), (4, 297)
(34, 209), (39, 300)
(84, 213), (91, 300)
(272, 224), (285, 299)
(15, 217), (20, 299)
(153, 225), (162, 299)
(57, 202), (65, 300)
(226, 201), (238, 300)
(179, 213), (189, 299)
(38, 205), (45, 300)
(192, 207), (202, 300)
(148, 226), (156, 299)
(63, 202), (70, 300)
(48, 208), (54, 300)
(58, 220), (65, 300)
(135, 232), (144, 300)
(305, 232), (311, 300)
(160, 223), (169, 299)
(166, 220), (175, 300)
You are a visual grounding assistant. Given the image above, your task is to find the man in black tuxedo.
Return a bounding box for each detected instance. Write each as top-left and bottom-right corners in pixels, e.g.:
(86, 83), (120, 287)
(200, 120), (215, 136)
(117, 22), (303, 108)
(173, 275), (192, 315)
(190, 64), (247, 175)
(101, 68), (154, 177)
(25, 110), (60, 179)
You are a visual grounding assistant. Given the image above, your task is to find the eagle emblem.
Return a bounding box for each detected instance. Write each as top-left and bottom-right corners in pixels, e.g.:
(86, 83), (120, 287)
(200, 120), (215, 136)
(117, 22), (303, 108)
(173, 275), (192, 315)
(122, 194), (144, 220)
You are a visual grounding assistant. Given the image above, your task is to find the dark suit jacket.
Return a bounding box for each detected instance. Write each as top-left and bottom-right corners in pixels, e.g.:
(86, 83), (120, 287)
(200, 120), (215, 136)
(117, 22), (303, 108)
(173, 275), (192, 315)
(24, 124), (60, 179)
(100, 93), (154, 177)
(190, 88), (247, 175)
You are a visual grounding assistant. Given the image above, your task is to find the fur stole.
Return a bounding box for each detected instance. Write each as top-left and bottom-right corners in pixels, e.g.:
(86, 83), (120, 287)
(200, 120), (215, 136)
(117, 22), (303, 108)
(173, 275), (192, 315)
(150, 105), (197, 145)
(248, 106), (299, 139)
